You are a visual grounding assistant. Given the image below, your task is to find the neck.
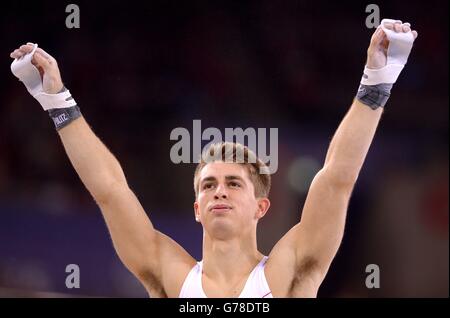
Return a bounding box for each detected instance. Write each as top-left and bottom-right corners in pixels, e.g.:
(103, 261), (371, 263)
(201, 229), (264, 282)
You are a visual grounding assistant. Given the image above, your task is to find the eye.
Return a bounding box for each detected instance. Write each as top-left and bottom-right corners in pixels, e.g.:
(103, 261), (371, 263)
(203, 183), (214, 190)
(229, 181), (241, 188)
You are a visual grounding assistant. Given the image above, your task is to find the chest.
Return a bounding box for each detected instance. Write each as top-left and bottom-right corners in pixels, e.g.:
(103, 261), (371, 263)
(201, 275), (249, 298)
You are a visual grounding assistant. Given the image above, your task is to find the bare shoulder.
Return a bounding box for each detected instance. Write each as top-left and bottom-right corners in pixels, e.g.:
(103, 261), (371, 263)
(264, 225), (321, 298)
(138, 231), (197, 298)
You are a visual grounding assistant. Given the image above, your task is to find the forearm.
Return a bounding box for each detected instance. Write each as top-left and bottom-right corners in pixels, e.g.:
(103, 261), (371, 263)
(57, 116), (128, 202)
(324, 99), (383, 184)
(322, 20), (418, 185)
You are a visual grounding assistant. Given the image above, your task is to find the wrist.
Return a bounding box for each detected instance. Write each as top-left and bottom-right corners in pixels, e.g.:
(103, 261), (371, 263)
(356, 83), (393, 109)
(47, 86), (82, 130)
(48, 105), (82, 130)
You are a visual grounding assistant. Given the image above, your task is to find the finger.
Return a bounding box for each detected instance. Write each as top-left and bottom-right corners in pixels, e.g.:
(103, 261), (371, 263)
(16, 43), (56, 61)
(381, 36), (389, 52)
(393, 23), (402, 32)
(412, 30), (418, 39)
(10, 49), (23, 59)
(370, 27), (386, 46)
(32, 51), (52, 71)
(383, 22), (394, 30)
(13, 49), (26, 59)
(35, 47), (54, 61)
(31, 53), (39, 66)
(19, 44), (34, 54)
(402, 24), (411, 33)
(30, 55), (45, 77)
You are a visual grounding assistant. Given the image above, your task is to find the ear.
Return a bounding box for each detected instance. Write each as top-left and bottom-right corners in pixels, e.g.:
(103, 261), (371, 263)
(255, 197), (270, 219)
(194, 201), (201, 223)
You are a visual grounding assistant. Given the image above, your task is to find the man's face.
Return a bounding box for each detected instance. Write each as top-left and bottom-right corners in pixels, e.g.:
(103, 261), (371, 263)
(194, 161), (269, 239)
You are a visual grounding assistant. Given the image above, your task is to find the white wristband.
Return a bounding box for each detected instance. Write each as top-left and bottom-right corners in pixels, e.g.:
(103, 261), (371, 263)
(34, 90), (77, 111)
(361, 18), (415, 85)
(361, 64), (404, 85)
(10, 43), (77, 111)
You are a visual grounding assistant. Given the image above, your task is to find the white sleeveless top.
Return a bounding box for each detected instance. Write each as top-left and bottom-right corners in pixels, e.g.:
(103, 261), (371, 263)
(179, 256), (273, 298)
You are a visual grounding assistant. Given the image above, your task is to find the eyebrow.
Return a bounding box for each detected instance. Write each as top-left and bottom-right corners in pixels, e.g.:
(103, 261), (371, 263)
(200, 175), (246, 185)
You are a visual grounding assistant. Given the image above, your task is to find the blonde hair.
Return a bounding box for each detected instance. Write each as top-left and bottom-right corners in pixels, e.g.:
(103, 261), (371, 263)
(193, 142), (271, 198)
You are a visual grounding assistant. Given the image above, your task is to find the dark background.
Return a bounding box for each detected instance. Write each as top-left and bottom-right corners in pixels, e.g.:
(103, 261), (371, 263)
(0, 0), (448, 297)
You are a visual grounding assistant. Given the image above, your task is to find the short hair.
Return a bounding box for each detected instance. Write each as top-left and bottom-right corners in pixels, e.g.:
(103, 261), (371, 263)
(193, 142), (271, 198)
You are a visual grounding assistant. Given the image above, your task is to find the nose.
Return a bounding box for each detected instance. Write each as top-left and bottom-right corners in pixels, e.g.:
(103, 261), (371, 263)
(214, 183), (228, 200)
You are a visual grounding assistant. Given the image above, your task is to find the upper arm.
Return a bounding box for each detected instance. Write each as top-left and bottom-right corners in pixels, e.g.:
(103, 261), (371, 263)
(58, 118), (195, 296)
(295, 168), (353, 279)
(267, 168), (354, 294)
(98, 183), (195, 296)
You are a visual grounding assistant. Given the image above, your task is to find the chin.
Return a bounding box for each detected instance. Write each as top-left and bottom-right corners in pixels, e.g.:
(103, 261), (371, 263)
(206, 219), (236, 240)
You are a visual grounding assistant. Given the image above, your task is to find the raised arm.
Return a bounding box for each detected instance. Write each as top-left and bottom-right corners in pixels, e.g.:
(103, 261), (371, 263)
(10, 44), (195, 296)
(267, 20), (418, 297)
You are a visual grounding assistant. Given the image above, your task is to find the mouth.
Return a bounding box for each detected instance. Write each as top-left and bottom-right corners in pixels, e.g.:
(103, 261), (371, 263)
(209, 204), (233, 213)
